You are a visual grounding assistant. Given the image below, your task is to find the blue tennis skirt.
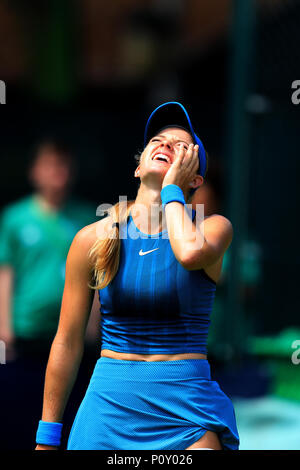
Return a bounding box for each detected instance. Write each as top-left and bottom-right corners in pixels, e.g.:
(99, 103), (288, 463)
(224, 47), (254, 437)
(67, 357), (239, 450)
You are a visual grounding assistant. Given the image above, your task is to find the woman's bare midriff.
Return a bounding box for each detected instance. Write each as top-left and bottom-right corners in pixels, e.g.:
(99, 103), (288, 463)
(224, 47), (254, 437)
(101, 349), (207, 361)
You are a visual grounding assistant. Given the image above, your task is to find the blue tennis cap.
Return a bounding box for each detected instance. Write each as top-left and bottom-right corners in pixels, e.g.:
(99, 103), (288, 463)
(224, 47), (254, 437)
(144, 101), (207, 178)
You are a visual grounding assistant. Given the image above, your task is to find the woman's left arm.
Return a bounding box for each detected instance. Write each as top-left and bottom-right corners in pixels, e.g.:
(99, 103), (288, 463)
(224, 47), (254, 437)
(165, 204), (233, 270)
(162, 142), (233, 270)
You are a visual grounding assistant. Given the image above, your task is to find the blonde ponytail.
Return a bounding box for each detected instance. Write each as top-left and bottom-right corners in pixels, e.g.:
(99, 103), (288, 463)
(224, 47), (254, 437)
(89, 200), (135, 290)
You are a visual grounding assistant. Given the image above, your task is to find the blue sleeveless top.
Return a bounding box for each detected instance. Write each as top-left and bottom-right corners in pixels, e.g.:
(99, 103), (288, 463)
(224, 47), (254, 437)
(98, 211), (217, 354)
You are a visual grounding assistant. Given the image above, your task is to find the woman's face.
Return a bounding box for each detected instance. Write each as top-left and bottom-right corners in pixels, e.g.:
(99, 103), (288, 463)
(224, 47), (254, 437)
(135, 127), (194, 183)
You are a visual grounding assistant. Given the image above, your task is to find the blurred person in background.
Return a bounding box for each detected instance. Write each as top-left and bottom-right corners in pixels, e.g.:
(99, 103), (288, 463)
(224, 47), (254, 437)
(191, 162), (262, 362)
(0, 139), (98, 449)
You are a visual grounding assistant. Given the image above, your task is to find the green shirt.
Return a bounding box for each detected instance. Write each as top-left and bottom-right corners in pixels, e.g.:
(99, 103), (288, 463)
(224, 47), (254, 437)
(0, 195), (96, 340)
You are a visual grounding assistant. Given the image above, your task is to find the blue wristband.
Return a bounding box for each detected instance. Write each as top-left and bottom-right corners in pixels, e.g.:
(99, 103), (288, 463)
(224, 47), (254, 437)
(161, 184), (186, 207)
(36, 420), (63, 447)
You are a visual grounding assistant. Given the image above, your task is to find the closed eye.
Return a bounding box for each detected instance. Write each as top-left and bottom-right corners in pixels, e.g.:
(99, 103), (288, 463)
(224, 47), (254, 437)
(150, 137), (189, 150)
(175, 142), (189, 150)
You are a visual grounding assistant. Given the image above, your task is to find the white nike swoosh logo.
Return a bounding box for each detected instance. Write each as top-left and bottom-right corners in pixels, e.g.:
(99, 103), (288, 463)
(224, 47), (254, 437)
(139, 248), (159, 256)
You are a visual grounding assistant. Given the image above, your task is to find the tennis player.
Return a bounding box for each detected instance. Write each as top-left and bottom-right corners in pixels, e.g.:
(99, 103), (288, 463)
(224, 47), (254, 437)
(35, 102), (239, 450)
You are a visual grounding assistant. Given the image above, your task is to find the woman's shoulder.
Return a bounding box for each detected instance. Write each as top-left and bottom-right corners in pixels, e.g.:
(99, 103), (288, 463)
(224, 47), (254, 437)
(203, 213), (232, 228)
(202, 213), (233, 243)
(72, 215), (114, 252)
(65, 216), (114, 273)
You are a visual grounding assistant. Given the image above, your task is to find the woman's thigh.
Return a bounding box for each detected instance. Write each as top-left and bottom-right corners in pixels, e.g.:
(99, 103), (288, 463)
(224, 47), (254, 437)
(185, 430), (222, 450)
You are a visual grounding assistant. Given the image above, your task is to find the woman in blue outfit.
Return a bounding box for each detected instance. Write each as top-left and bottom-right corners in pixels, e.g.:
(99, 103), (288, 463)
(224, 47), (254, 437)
(35, 102), (239, 450)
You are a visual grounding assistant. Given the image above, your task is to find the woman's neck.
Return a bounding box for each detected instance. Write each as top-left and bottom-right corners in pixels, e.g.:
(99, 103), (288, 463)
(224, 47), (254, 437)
(133, 184), (165, 234)
(132, 182), (190, 235)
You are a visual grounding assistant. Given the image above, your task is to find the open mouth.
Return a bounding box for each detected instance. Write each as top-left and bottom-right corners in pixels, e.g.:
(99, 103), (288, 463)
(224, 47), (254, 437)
(152, 153), (171, 164)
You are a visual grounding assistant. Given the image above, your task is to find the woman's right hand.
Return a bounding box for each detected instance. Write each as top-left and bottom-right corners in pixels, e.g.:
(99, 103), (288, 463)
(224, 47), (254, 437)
(35, 444), (59, 450)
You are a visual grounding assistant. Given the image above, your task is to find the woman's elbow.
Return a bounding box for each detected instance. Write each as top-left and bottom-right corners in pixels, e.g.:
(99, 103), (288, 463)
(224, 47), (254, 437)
(176, 249), (204, 271)
(52, 330), (85, 355)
